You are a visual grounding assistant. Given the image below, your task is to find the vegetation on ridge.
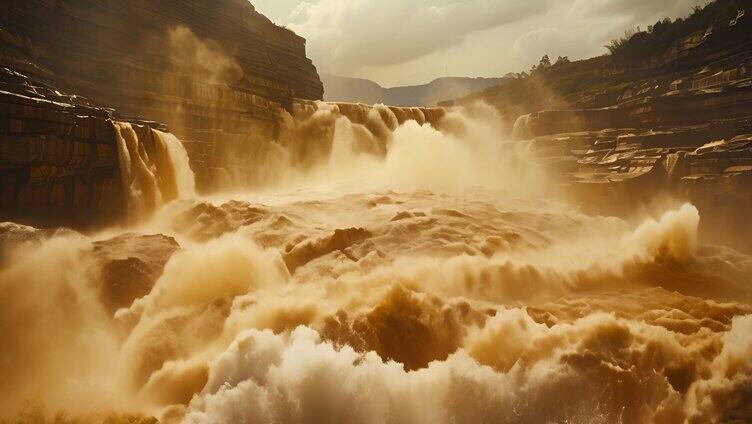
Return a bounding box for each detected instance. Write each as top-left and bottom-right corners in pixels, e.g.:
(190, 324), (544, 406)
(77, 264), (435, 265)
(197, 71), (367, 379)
(606, 0), (748, 64)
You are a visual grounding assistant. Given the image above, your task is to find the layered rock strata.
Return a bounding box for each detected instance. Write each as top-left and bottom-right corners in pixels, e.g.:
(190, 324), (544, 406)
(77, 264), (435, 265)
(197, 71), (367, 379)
(0, 67), (194, 227)
(0, 67), (124, 226)
(0, 0), (324, 193)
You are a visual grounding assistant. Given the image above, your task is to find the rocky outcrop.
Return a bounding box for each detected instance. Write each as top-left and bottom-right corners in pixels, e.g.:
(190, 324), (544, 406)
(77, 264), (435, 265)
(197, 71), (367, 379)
(0, 0), (324, 193)
(94, 233), (180, 312)
(534, 123), (752, 251)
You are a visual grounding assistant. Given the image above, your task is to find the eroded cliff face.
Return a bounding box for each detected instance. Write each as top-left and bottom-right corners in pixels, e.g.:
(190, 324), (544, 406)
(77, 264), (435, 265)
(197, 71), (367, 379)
(0, 66), (197, 227)
(0, 0), (324, 193)
(0, 67), (123, 226)
(0, 0), (328, 223)
(0, 0), (322, 103)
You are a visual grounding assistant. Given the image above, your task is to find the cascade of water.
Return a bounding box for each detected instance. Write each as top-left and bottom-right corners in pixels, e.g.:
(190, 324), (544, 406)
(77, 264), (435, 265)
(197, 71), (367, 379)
(113, 123), (196, 221)
(113, 122), (160, 219)
(152, 129), (197, 199)
(512, 113), (532, 140)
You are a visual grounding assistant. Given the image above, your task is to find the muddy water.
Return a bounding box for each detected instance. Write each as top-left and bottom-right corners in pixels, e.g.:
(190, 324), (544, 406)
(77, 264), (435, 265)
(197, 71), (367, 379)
(1, 104), (751, 423)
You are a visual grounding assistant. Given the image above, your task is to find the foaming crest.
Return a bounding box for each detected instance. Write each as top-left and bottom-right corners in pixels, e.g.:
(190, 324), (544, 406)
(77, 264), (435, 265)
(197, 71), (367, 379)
(181, 308), (752, 424)
(622, 203), (700, 263)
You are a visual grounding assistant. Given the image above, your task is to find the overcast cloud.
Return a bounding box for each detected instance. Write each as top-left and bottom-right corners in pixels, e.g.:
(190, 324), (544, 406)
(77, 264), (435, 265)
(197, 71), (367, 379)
(251, 0), (707, 86)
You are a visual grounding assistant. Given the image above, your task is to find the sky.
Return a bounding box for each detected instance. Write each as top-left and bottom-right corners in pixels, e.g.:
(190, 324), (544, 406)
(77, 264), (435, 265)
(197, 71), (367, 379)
(251, 0), (708, 87)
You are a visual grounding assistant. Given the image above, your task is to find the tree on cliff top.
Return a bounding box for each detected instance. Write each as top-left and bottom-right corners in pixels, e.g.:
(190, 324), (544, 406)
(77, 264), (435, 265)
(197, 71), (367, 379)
(530, 55), (552, 75)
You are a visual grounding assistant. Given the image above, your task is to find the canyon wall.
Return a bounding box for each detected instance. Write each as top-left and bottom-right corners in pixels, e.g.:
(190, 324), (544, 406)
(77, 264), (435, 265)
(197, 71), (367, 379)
(0, 0), (324, 193)
(0, 0), (326, 224)
(0, 0), (323, 104)
(0, 67), (193, 227)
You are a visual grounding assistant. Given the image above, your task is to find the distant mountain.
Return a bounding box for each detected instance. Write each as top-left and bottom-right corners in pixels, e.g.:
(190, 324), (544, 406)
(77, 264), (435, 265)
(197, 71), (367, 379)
(321, 74), (505, 107)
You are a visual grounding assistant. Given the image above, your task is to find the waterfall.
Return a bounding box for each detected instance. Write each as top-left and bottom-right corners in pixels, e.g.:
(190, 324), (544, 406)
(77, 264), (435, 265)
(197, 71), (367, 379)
(307, 101), (445, 129)
(512, 114), (532, 140)
(152, 129), (197, 199)
(113, 122), (196, 221)
(113, 122), (161, 219)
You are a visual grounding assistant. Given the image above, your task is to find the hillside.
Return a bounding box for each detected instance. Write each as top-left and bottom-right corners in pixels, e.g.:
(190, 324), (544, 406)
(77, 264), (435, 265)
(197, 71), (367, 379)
(449, 0), (751, 128)
(447, 0), (752, 250)
(322, 74), (505, 106)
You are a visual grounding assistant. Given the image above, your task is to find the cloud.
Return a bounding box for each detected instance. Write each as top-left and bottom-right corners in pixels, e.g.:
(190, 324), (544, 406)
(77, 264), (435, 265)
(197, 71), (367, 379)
(251, 0), (710, 86)
(582, 0), (706, 21)
(510, 28), (584, 68)
(263, 0), (553, 75)
(250, 0), (304, 23)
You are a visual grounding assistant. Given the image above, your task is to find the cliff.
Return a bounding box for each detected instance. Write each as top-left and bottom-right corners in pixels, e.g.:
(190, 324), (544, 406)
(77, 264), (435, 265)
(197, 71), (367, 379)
(0, 0), (327, 219)
(0, 0), (323, 103)
(0, 0), (324, 188)
(0, 67), (148, 226)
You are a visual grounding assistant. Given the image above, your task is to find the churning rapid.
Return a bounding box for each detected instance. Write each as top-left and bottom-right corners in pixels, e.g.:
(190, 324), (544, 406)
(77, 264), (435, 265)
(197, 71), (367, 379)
(1, 102), (752, 424)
